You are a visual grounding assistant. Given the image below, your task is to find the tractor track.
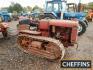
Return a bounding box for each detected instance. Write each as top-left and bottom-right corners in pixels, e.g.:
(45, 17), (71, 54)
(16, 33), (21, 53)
(17, 34), (65, 60)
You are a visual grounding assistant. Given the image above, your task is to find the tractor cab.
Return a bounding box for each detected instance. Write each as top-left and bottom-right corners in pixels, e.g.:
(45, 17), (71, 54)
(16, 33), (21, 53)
(45, 0), (67, 19)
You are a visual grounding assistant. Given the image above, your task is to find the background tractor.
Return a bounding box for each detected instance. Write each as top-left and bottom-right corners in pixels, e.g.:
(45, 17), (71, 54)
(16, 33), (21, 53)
(39, 0), (88, 36)
(17, 19), (78, 61)
(0, 11), (11, 22)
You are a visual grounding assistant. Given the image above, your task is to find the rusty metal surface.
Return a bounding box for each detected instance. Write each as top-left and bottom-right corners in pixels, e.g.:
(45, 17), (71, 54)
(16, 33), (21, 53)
(39, 19), (79, 27)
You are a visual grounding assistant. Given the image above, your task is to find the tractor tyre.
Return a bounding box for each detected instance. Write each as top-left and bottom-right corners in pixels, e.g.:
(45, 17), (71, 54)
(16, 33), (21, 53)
(78, 21), (86, 36)
(39, 14), (56, 19)
(84, 19), (88, 27)
(0, 16), (2, 23)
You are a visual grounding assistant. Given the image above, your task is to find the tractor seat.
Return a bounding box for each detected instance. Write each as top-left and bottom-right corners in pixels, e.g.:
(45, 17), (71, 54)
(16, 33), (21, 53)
(19, 30), (41, 36)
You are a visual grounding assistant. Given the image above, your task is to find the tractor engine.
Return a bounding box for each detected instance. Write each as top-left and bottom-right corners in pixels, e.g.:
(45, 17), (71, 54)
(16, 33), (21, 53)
(49, 26), (72, 47)
(38, 20), (78, 47)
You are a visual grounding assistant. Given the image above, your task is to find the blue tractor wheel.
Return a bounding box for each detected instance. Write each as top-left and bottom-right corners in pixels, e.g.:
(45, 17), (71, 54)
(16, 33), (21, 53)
(78, 20), (86, 36)
(83, 19), (88, 27)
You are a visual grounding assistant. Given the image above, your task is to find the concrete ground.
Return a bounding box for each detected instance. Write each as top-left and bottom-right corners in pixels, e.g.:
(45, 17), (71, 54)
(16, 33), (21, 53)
(0, 21), (93, 70)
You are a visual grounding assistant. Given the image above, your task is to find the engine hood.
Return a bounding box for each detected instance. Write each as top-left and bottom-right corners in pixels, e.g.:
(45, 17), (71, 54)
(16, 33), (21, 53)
(40, 19), (78, 28)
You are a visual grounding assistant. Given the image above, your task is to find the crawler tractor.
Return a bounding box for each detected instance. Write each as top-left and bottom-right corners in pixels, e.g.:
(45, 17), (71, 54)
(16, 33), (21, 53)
(17, 19), (78, 61)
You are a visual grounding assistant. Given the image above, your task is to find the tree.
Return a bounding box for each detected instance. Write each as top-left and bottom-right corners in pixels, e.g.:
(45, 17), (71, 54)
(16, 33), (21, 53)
(8, 2), (23, 13)
(26, 6), (32, 12)
(86, 2), (93, 9)
(23, 7), (27, 12)
(31, 5), (44, 13)
(22, 6), (32, 13)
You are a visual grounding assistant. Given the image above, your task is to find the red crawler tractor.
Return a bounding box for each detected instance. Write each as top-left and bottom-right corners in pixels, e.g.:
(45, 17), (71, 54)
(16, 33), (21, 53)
(17, 19), (78, 61)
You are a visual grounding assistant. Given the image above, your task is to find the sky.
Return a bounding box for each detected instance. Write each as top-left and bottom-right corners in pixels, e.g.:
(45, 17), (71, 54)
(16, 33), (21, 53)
(0, 0), (93, 8)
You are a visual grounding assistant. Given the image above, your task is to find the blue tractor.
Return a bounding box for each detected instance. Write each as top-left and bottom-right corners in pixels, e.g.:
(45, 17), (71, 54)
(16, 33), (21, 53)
(0, 11), (11, 22)
(39, 0), (87, 36)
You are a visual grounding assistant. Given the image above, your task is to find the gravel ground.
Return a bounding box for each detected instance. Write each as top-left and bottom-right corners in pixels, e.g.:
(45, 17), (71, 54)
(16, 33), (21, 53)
(0, 21), (93, 70)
